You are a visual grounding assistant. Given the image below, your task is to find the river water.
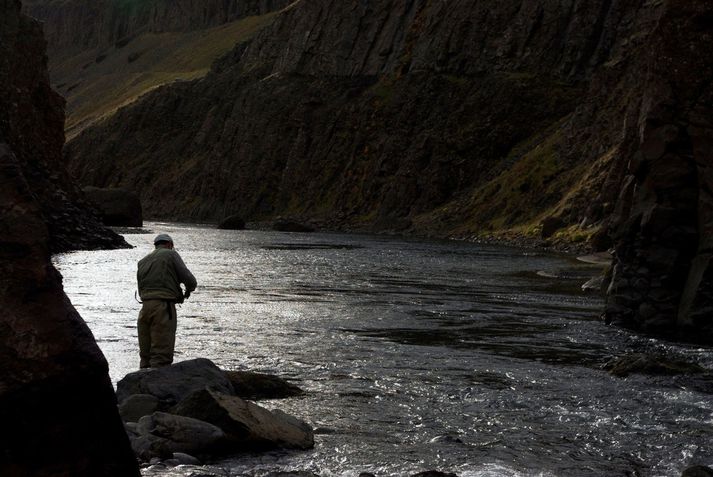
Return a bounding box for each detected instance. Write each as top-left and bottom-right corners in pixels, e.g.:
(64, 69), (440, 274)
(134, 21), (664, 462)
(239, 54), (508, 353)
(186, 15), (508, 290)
(53, 223), (713, 477)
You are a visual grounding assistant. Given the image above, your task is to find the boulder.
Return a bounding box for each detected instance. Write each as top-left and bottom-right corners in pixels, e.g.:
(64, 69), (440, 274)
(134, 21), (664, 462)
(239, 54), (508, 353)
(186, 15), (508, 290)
(273, 219), (315, 233)
(119, 393), (160, 422)
(218, 215), (246, 230)
(682, 466), (713, 477)
(603, 353), (706, 377)
(172, 389), (314, 450)
(131, 412), (225, 461)
(83, 186), (143, 227)
(116, 358), (234, 406)
(541, 216), (565, 239)
(224, 370), (305, 400)
(581, 275), (605, 294)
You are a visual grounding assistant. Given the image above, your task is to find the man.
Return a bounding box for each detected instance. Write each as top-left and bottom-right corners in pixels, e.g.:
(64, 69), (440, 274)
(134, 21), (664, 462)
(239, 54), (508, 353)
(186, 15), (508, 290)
(136, 234), (197, 368)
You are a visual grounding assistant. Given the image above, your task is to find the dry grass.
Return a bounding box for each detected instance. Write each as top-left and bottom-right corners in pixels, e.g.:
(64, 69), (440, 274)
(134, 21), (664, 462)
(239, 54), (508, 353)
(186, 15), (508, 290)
(52, 13), (280, 138)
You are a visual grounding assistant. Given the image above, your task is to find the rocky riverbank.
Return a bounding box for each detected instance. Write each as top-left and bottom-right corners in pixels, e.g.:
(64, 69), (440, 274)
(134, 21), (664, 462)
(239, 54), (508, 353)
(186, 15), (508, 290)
(117, 358), (313, 463)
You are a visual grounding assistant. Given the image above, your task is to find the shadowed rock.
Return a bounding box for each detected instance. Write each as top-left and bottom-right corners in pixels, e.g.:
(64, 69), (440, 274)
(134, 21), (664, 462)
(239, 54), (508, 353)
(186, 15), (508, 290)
(116, 358), (235, 406)
(172, 388), (314, 450)
(131, 412), (225, 461)
(682, 466), (713, 477)
(604, 354), (706, 378)
(0, 1), (137, 475)
(224, 370), (305, 400)
(83, 186), (143, 227)
(273, 219), (315, 233)
(218, 214), (246, 230)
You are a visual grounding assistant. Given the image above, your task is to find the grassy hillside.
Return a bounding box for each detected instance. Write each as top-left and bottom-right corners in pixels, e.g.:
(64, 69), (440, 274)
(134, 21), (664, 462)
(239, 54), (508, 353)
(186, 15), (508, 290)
(51, 12), (281, 138)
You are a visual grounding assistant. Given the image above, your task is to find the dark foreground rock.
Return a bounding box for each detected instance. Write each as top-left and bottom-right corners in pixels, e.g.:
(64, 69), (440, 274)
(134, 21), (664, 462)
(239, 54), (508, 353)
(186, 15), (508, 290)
(0, 1), (138, 475)
(83, 185), (143, 227)
(117, 358), (313, 461)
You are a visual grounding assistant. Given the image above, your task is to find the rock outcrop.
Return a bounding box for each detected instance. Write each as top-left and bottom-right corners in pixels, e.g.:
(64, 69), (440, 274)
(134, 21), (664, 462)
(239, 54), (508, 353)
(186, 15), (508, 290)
(1, 0), (127, 253)
(62, 0), (661, 237)
(83, 185), (143, 226)
(0, 1), (138, 474)
(602, 1), (713, 342)
(116, 359), (313, 462)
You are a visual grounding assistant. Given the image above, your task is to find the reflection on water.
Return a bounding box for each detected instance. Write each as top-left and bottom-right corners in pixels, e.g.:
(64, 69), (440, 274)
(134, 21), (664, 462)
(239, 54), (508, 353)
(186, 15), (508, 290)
(53, 223), (713, 477)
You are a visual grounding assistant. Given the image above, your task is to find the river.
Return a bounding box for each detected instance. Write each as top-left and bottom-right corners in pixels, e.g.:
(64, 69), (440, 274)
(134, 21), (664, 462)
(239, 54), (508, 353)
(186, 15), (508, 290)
(52, 223), (713, 477)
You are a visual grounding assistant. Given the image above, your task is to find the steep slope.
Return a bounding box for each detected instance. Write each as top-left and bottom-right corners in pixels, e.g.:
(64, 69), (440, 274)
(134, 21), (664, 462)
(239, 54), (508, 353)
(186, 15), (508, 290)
(0, 0), (139, 474)
(24, 0), (292, 137)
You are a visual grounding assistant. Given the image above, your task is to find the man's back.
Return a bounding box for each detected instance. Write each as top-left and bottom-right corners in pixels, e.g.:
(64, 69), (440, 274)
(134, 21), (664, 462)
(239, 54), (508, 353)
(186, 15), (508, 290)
(137, 248), (194, 301)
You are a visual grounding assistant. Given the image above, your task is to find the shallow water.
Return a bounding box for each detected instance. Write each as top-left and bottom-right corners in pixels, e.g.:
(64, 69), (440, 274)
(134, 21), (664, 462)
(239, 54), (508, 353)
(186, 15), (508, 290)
(53, 223), (713, 477)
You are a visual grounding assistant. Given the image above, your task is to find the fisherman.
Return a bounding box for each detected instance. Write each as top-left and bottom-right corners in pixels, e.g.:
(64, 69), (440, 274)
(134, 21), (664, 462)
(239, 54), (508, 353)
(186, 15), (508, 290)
(136, 233), (197, 368)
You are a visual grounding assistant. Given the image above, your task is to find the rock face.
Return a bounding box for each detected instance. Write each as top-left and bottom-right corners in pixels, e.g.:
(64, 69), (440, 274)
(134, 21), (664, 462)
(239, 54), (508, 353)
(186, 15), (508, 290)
(23, 0), (291, 55)
(602, 1), (713, 342)
(0, 0), (127, 253)
(83, 185), (143, 226)
(0, 1), (138, 475)
(61, 0), (670, 238)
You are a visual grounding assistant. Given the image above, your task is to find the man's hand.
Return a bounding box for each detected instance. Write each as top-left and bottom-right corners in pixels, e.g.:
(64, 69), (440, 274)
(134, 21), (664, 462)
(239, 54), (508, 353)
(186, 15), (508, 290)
(184, 291), (191, 300)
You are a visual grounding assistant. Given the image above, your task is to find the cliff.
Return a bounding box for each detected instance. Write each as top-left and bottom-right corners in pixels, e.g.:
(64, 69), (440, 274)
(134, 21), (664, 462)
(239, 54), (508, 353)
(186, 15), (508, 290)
(64, 0), (654, 234)
(23, 0), (291, 55)
(60, 0), (712, 341)
(0, 0), (139, 474)
(24, 0), (292, 136)
(602, 1), (713, 341)
(1, 0), (127, 253)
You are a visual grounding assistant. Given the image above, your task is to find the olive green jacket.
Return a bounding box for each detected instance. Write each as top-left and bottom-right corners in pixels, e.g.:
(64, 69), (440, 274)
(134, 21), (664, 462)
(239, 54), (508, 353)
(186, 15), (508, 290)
(137, 248), (197, 302)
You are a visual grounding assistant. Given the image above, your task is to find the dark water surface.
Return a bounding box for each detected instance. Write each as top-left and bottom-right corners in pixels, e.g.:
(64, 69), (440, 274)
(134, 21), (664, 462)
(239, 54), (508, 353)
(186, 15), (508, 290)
(53, 223), (713, 477)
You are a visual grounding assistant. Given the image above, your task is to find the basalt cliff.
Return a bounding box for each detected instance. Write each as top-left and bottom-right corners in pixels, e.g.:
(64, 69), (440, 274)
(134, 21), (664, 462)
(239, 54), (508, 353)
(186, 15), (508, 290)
(0, 0), (138, 474)
(33, 0), (713, 341)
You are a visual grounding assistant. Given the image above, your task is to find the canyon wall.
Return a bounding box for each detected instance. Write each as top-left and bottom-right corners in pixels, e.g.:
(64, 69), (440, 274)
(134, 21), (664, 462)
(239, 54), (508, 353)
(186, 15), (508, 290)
(2, 0), (127, 253)
(24, 0), (291, 56)
(58, 0), (712, 341)
(65, 0), (654, 233)
(0, 0), (139, 474)
(603, 1), (713, 341)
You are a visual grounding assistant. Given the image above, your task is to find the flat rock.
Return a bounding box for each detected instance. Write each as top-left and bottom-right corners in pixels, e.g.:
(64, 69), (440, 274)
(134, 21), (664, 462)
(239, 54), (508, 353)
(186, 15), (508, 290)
(224, 370), (305, 400)
(172, 388), (314, 450)
(117, 358), (235, 406)
(132, 412), (225, 461)
(119, 393), (160, 422)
